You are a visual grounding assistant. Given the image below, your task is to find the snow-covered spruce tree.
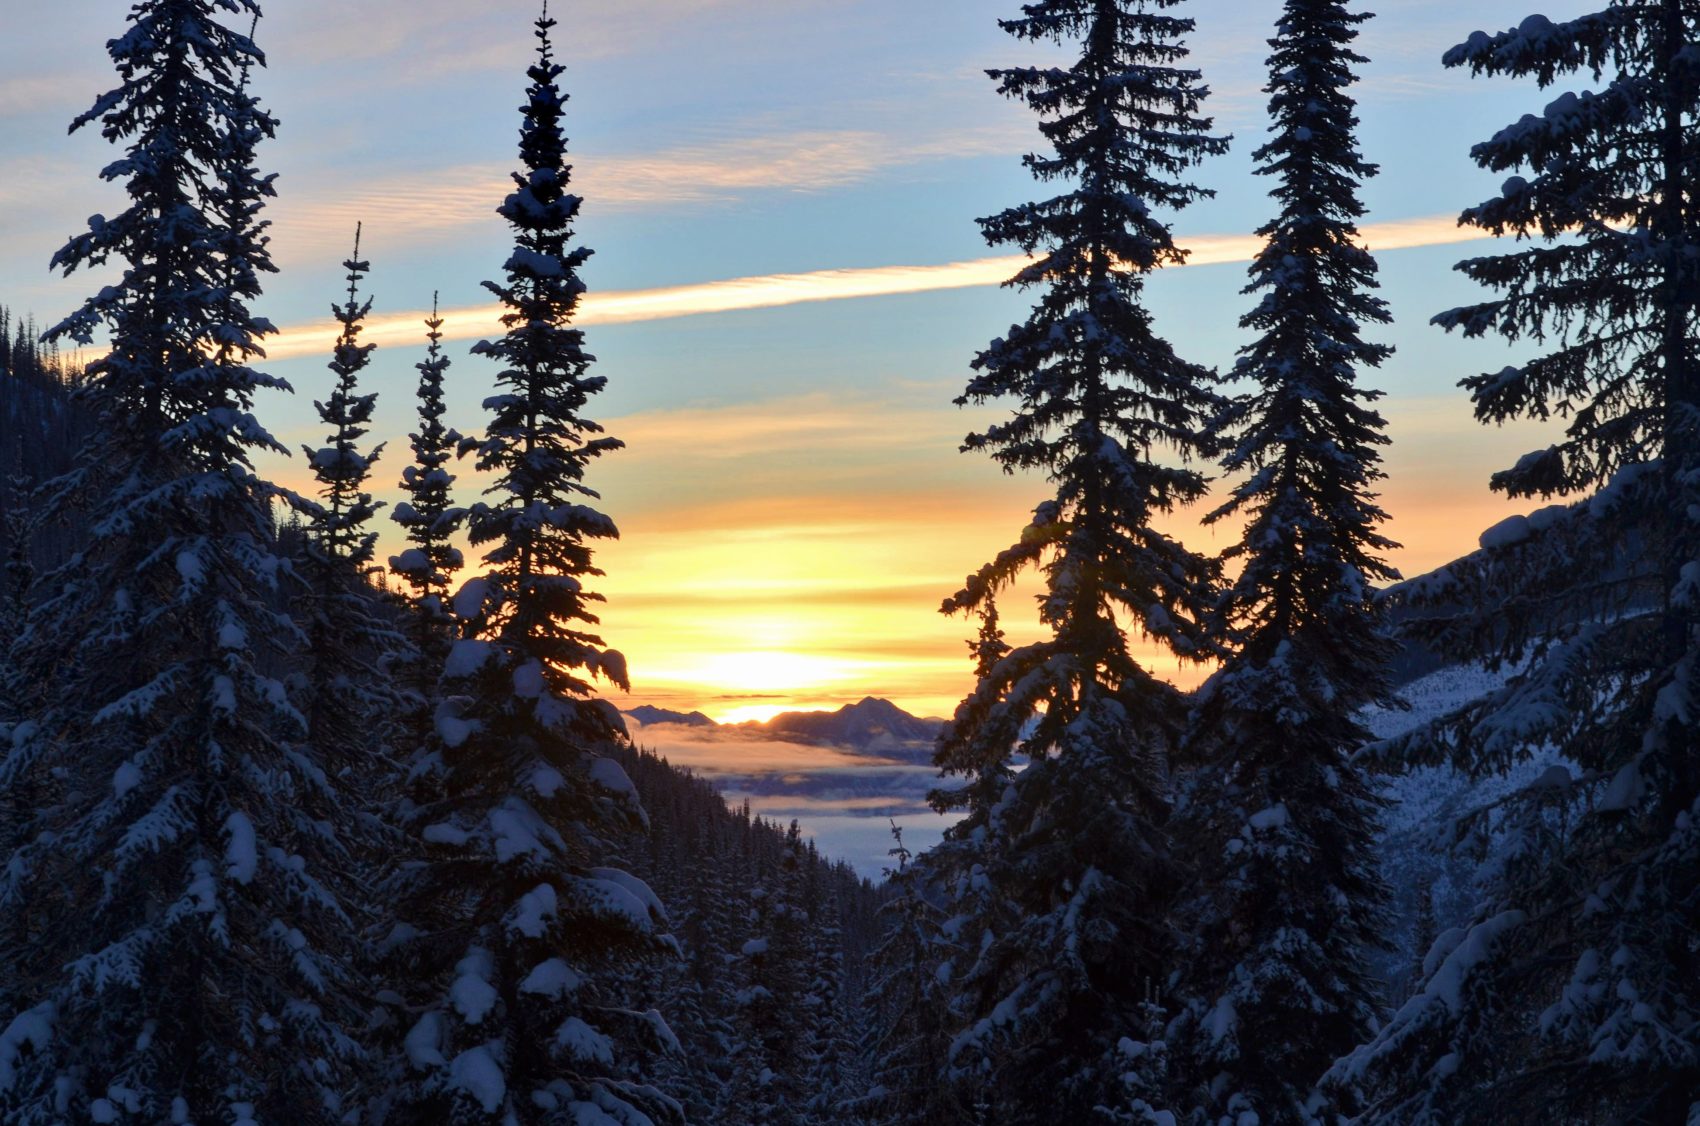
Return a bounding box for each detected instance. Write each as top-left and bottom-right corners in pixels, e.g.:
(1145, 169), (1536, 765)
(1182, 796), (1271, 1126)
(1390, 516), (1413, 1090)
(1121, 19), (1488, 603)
(1326, 9), (1700, 1124)
(0, 452), (35, 733)
(1167, 1), (1396, 1121)
(859, 826), (959, 1126)
(389, 294), (466, 739)
(719, 821), (814, 1126)
(928, 1), (1228, 1120)
(1, 455), (33, 658)
(0, 3), (367, 1120)
(643, 823), (734, 1122)
(0, 454), (38, 997)
(302, 229), (384, 575)
(297, 228), (398, 777)
(376, 10), (681, 1124)
(803, 890), (854, 1123)
(919, 600), (1014, 1115)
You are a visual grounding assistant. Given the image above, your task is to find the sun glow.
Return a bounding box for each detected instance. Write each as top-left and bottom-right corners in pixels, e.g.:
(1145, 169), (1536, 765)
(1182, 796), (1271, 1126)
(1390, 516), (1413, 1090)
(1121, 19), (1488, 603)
(712, 702), (809, 725)
(695, 650), (859, 695)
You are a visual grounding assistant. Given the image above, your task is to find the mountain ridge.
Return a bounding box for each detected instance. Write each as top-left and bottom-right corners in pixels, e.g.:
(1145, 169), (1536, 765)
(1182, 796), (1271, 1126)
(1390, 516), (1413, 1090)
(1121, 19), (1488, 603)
(624, 695), (944, 761)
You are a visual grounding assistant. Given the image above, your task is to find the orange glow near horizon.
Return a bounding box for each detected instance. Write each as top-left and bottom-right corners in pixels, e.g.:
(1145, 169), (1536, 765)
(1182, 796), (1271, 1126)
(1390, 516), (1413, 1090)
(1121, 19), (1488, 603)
(577, 390), (1546, 722)
(712, 702), (814, 725)
(293, 383), (1547, 725)
(265, 332), (1555, 730)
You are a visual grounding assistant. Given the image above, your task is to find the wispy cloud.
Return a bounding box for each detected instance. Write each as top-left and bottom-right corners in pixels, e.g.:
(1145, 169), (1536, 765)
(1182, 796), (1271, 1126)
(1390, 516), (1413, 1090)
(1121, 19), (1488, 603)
(610, 389), (970, 460)
(0, 74), (88, 117)
(624, 719), (897, 774)
(268, 123), (1024, 266)
(273, 0), (842, 78)
(264, 211), (1482, 358)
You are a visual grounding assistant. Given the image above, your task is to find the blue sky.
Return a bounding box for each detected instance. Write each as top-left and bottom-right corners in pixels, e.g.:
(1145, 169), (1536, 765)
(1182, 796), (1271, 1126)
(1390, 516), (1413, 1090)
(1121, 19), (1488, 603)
(3, 0), (1563, 719)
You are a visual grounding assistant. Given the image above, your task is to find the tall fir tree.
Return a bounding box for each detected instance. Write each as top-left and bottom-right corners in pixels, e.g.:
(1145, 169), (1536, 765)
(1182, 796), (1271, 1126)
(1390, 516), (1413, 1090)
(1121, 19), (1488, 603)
(297, 227), (396, 777)
(301, 228), (385, 576)
(1, 451), (34, 709)
(1167, 0), (1396, 1121)
(860, 826), (959, 1126)
(927, 1), (1229, 1120)
(1328, 6), (1700, 1123)
(0, 3), (366, 1119)
(389, 294), (466, 740)
(802, 891), (854, 1124)
(0, 453), (38, 995)
(719, 821), (814, 1126)
(377, 9), (682, 1123)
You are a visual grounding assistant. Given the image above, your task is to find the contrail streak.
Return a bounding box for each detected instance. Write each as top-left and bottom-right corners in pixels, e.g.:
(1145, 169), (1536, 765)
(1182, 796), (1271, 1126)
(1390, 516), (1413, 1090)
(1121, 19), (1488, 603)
(263, 212), (1480, 360)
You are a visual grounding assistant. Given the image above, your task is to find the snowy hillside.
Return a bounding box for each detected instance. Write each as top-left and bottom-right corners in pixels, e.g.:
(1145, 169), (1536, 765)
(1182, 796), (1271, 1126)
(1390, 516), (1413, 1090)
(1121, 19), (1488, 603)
(1362, 661), (1567, 1000)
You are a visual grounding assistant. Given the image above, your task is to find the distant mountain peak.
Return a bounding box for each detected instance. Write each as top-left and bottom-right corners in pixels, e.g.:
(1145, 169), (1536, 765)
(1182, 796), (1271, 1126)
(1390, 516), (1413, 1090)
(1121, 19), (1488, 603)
(623, 696), (942, 761)
(846, 695), (901, 713)
(623, 705), (716, 728)
(760, 697), (940, 760)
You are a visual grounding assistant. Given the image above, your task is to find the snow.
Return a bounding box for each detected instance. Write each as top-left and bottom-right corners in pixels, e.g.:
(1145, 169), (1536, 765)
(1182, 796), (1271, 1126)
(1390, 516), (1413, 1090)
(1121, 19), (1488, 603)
(529, 764), (565, 798)
(508, 883), (558, 938)
(452, 577), (489, 620)
(1478, 513), (1531, 549)
(587, 866), (666, 924)
(553, 1016), (614, 1064)
(0, 1004), (53, 1089)
(637, 1008), (681, 1055)
(588, 757), (641, 806)
(113, 761), (142, 798)
(224, 811), (257, 885)
(390, 547), (429, 573)
(451, 948), (498, 1025)
(595, 648), (629, 689)
(742, 937), (770, 956)
(422, 821), (470, 846)
(434, 698), (478, 748)
(1206, 993), (1237, 1042)
(490, 799), (556, 862)
(448, 1044), (506, 1113)
(445, 639), (495, 679)
(579, 871), (658, 933)
(520, 957), (582, 998)
(1246, 804), (1290, 832)
(1518, 13), (1553, 38)
(1600, 760), (1645, 811)
(506, 246), (565, 277)
(404, 1012), (447, 1069)
(512, 659), (545, 698)
(568, 1102), (628, 1126)
(1426, 910), (1526, 1015)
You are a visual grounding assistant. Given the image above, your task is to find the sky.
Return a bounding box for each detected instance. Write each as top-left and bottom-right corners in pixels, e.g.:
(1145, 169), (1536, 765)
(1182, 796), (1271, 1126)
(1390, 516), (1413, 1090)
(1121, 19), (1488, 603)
(2, 0), (1564, 726)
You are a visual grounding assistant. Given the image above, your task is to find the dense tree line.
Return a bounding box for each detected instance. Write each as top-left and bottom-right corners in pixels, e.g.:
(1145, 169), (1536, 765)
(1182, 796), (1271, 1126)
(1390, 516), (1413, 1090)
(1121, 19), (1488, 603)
(1, 0), (1696, 1123)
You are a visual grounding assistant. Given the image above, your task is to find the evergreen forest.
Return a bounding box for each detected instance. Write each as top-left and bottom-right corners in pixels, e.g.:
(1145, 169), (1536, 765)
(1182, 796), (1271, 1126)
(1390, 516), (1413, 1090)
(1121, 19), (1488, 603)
(0, 1), (1696, 1124)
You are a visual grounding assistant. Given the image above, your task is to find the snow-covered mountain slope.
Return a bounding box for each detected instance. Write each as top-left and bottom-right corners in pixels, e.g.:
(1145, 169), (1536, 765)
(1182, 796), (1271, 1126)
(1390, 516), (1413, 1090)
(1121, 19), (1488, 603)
(1362, 661), (1566, 1000)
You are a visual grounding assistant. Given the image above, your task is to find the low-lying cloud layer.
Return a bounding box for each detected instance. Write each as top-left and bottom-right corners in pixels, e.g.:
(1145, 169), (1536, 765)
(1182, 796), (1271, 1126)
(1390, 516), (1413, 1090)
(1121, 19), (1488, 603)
(627, 715), (948, 875)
